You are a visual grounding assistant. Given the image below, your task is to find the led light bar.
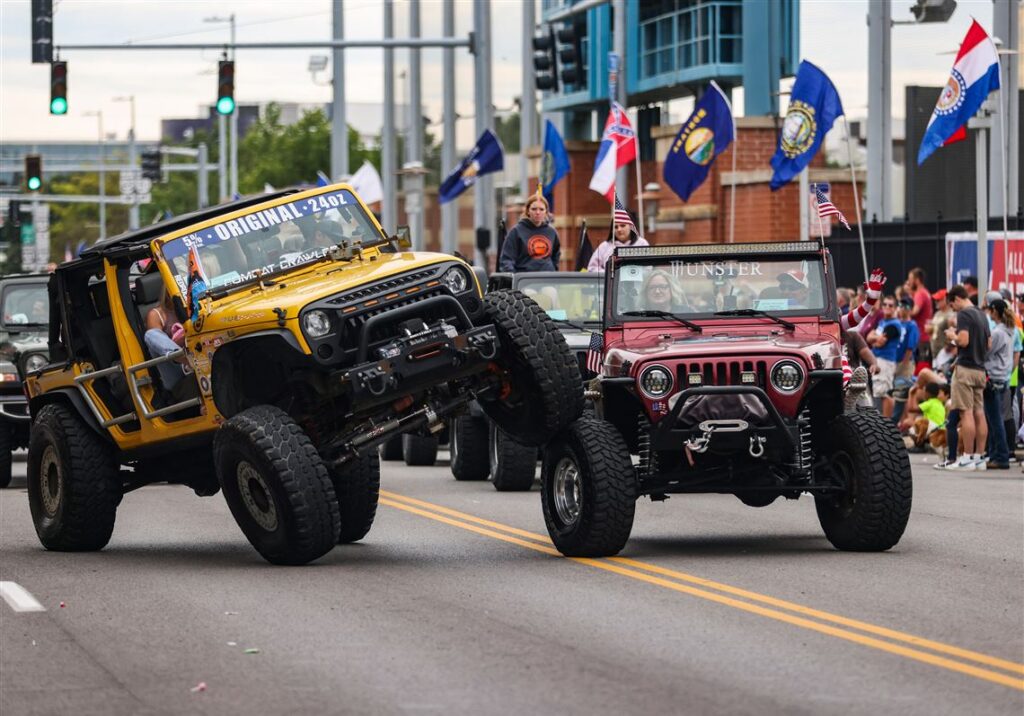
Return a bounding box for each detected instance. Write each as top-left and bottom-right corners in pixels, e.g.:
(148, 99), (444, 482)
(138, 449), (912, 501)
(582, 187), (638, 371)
(740, 371), (757, 384)
(615, 242), (820, 259)
(687, 372), (703, 386)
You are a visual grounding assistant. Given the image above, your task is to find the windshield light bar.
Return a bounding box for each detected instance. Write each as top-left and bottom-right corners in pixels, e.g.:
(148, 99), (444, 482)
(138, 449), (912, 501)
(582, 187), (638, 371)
(615, 242), (820, 259)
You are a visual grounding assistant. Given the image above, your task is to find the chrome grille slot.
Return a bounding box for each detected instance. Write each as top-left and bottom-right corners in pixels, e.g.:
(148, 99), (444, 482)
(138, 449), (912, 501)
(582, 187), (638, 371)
(326, 268), (437, 306)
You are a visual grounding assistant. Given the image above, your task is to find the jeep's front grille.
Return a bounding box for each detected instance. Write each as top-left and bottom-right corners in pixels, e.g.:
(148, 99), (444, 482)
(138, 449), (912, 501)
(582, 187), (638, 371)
(326, 269), (437, 307)
(342, 287), (451, 346)
(677, 359), (769, 387)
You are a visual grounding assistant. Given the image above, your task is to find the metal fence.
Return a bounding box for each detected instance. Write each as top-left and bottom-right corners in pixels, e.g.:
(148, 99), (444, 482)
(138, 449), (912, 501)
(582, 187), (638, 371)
(825, 214), (1024, 291)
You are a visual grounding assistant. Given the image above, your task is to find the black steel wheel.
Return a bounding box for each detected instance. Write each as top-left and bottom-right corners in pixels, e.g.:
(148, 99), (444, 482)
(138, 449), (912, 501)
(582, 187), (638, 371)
(815, 410), (912, 551)
(450, 415), (489, 481)
(478, 290), (583, 447)
(402, 433), (439, 466)
(541, 417), (636, 557)
(27, 404), (120, 551)
(329, 451), (380, 544)
(489, 422), (537, 492)
(214, 405), (340, 565)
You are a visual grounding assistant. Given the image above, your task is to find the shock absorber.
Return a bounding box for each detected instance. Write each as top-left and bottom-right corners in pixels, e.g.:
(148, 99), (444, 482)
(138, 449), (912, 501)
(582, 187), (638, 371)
(794, 407), (813, 481)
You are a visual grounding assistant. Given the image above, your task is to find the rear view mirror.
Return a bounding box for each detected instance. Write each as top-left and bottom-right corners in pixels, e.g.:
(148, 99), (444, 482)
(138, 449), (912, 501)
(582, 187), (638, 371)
(394, 225), (412, 250)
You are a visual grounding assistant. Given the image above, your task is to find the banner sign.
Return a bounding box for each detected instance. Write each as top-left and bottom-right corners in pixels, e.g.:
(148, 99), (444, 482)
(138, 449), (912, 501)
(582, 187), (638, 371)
(945, 232), (1024, 295)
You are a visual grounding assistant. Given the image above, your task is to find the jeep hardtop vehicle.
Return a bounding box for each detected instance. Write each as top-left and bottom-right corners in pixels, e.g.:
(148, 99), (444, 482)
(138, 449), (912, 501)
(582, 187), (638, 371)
(540, 241), (912, 557)
(450, 270), (603, 491)
(24, 184), (582, 564)
(0, 273), (50, 487)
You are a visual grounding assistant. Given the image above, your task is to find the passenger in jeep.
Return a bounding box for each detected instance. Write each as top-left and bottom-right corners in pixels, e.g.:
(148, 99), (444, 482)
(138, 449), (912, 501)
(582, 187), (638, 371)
(643, 270), (687, 312)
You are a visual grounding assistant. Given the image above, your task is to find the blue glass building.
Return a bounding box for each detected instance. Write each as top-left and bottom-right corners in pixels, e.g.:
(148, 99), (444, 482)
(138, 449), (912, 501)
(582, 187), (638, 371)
(540, 0), (799, 139)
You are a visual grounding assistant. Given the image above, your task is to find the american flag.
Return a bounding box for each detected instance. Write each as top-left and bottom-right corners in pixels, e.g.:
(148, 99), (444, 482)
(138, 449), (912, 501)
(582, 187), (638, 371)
(814, 185), (850, 230)
(586, 332), (604, 374)
(613, 194), (637, 234)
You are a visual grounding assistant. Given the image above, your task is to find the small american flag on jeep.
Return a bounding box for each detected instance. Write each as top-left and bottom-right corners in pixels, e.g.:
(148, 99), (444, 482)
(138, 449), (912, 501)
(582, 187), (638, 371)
(586, 332), (604, 374)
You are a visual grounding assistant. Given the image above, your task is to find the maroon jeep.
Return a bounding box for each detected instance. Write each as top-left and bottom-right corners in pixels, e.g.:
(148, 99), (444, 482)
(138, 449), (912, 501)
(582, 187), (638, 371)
(540, 241), (912, 557)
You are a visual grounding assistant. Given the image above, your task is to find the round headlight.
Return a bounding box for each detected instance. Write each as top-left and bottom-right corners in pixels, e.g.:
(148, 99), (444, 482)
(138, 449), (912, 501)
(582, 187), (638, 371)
(23, 352), (48, 374)
(639, 365), (673, 399)
(442, 266), (469, 293)
(302, 310), (332, 338)
(770, 360), (804, 393)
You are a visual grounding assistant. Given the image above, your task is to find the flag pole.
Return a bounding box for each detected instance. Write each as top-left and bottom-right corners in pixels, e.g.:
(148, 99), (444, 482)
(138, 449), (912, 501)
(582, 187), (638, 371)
(842, 115), (869, 281)
(711, 81), (737, 244)
(634, 144), (645, 238)
(814, 183), (827, 241)
(996, 82), (1010, 288)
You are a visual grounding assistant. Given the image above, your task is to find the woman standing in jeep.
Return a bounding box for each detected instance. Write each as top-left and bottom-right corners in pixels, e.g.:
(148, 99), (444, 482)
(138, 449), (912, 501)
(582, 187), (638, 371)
(499, 194), (561, 273)
(587, 208), (648, 273)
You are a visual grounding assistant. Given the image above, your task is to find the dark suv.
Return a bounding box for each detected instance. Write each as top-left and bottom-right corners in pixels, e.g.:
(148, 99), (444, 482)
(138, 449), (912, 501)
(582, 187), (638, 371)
(0, 273), (49, 487)
(540, 241), (912, 557)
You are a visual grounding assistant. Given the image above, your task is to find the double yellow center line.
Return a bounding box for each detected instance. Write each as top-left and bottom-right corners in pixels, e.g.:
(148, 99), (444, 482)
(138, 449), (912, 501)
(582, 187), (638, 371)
(379, 489), (1024, 691)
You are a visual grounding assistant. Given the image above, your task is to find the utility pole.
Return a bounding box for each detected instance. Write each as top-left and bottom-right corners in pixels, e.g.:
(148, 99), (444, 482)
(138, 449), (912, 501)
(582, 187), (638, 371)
(612, 0), (627, 204)
(83, 109), (106, 241)
(473, 0), (494, 267)
(406, 0), (424, 250)
(218, 114), (227, 201)
(990, 0), (1020, 218)
(382, 0), (396, 234)
(441, 0), (457, 254)
(331, 0), (347, 182)
(866, 0), (893, 222)
(113, 95), (139, 230)
(970, 100), (996, 297)
(229, 14), (238, 198)
(198, 142), (209, 208)
(520, 0), (535, 200)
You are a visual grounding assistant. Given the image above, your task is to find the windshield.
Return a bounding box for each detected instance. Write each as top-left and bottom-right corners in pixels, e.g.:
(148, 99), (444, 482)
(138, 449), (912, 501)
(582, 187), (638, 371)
(613, 257), (827, 318)
(160, 188), (384, 297)
(2, 284), (49, 327)
(517, 275), (603, 323)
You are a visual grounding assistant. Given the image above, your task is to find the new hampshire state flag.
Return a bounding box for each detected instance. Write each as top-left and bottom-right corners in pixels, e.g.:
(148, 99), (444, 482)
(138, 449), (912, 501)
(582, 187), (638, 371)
(663, 81), (734, 201)
(769, 61), (844, 191)
(439, 129), (505, 205)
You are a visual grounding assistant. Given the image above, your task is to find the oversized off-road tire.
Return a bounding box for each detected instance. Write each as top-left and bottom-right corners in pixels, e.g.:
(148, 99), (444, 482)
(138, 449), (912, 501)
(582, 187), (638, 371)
(0, 424), (12, 489)
(479, 290), (583, 447)
(490, 422), (537, 492)
(214, 405), (340, 565)
(330, 452), (380, 544)
(815, 410), (912, 551)
(27, 404), (120, 551)
(402, 433), (439, 466)
(378, 434), (404, 461)
(450, 415), (489, 481)
(541, 418), (636, 557)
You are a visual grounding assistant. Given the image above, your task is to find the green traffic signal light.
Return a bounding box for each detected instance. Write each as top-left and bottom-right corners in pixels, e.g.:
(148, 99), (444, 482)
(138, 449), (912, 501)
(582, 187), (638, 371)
(216, 96), (235, 115)
(50, 97), (68, 115)
(27, 176), (41, 191)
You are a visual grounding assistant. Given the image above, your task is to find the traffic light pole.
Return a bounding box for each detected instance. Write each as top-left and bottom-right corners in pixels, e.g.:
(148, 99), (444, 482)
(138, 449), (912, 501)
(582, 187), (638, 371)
(520, 0), (535, 201)
(218, 114), (227, 201)
(382, 0), (396, 234)
(407, 0), (424, 251)
(473, 0), (494, 268)
(441, 0), (457, 255)
(332, 2), (347, 183)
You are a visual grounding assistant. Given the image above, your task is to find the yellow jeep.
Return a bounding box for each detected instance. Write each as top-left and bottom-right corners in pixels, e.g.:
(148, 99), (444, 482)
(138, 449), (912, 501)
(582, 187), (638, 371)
(23, 184), (582, 564)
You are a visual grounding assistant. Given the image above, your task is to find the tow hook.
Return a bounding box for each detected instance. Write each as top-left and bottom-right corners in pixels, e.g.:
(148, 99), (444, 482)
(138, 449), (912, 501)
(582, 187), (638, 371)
(685, 419), (751, 455)
(749, 435), (766, 458)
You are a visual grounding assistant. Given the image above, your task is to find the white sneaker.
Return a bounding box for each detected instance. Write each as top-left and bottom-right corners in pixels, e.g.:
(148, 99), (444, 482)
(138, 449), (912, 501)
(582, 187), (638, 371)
(946, 456), (977, 471)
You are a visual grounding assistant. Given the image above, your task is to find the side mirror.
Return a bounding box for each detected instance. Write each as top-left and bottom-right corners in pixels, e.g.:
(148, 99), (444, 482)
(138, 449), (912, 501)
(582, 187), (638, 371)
(392, 225), (412, 250)
(172, 295), (189, 323)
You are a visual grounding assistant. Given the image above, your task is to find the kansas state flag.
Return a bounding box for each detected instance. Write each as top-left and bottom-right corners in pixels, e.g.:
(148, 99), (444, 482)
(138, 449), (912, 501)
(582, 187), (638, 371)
(917, 20), (1000, 165)
(663, 81), (734, 201)
(769, 61), (844, 191)
(439, 129), (504, 205)
(541, 120), (570, 211)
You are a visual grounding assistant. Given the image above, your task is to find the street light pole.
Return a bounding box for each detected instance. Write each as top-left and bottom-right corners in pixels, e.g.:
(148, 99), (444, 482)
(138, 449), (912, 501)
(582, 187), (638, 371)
(332, 1), (347, 182)
(382, 0), (396, 234)
(113, 95), (139, 230)
(83, 109), (106, 241)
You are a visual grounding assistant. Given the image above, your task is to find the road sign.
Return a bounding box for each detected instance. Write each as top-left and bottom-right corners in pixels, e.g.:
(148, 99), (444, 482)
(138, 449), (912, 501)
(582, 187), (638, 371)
(119, 170), (152, 196)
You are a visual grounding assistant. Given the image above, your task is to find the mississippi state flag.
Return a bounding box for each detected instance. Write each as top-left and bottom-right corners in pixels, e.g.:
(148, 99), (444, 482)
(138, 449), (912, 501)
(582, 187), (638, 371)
(589, 102), (637, 203)
(917, 20), (1000, 165)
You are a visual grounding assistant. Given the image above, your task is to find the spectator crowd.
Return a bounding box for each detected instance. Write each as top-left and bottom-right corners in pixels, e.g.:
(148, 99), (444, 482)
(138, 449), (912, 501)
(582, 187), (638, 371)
(840, 268), (1024, 471)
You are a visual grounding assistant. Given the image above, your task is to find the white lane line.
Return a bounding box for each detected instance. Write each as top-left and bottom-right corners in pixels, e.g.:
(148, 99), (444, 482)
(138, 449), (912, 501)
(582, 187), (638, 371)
(0, 581), (47, 612)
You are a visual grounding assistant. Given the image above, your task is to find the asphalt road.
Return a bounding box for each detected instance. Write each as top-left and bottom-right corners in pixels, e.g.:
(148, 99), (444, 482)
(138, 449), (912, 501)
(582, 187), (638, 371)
(1, 448), (1022, 716)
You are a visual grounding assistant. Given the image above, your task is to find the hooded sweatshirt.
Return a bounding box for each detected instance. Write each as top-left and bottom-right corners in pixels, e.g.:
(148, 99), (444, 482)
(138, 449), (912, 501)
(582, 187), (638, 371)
(587, 233), (649, 272)
(498, 218), (560, 272)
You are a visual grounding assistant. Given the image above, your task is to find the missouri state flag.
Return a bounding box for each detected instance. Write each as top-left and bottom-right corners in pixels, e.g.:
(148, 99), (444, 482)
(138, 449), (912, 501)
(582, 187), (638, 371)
(589, 102), (637, 203)
(917, 20), (1001, 165)
(663, 80), (734, 202)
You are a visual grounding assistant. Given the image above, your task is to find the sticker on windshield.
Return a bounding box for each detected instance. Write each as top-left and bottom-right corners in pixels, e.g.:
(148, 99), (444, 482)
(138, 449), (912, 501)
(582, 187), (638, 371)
(547, 309), (567, 320)
(620, 265), (644, 282)
(754, 299), (789, 311)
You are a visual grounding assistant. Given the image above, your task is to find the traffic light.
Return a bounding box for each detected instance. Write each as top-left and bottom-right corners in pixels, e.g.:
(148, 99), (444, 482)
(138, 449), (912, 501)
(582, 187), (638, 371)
(7, 199), (21, 229)
(31, 0), (53, 64)
(556, 25), (580, 88)
(217, 60), (235, 115)
(25, 155), (42, 192)
(49, 60), (67, 115)
(141, 149), (162, 181)
(532, 28), (558, 92)
(910, 0), (957, 22)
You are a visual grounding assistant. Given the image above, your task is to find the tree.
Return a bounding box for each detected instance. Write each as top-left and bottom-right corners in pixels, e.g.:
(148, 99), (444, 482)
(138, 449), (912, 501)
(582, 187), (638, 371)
(494, 111), (520, 153)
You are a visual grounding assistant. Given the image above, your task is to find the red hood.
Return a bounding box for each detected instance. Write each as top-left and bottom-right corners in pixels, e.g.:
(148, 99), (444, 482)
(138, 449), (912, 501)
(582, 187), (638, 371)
(604, 320), (842, 376)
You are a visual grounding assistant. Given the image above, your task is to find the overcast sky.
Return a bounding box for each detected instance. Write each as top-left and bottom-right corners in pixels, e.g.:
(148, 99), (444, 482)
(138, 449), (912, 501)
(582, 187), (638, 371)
(0, 0), (1002, 146)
